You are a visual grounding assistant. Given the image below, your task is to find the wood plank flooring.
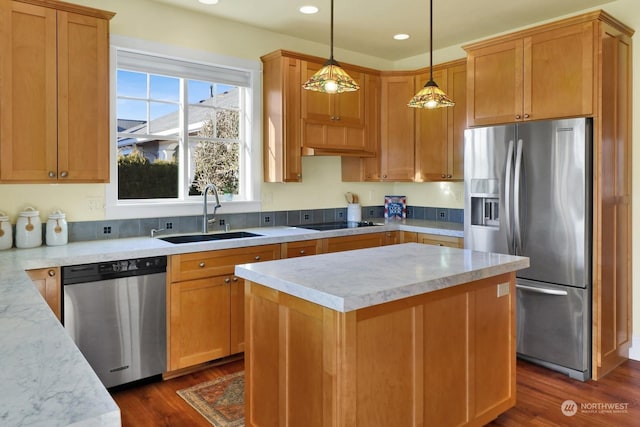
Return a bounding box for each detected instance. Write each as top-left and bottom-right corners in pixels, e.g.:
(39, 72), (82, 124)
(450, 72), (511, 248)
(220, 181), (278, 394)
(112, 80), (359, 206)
(111, 358), (640, 426)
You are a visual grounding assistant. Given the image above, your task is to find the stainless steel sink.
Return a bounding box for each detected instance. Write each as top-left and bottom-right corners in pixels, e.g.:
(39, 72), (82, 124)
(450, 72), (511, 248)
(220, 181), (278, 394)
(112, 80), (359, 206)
(159, 231), (263, 244)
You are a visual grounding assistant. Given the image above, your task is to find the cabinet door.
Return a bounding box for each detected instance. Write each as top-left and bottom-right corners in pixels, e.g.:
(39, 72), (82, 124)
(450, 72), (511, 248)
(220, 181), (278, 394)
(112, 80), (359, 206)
(230, 276), (244, 354)
(57, 11), (109, 182)
(0, 1), (58, 182)
(301, 61), (365, 127)
(466, 39), (524, 126)
(415, 69), (448, 181)
(525, 22), (595, 121)
(282, 239), (322, 258)
(168, 276), (231, 370)
(380, 74), (415, 181)
(263, 54), (302, 182)
(448, 63), (467, 180)
(26, 267), (61, 320)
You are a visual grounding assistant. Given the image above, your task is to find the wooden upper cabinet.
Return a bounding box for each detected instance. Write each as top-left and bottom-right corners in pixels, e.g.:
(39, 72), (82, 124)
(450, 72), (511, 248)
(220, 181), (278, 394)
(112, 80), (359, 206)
(414, 60), (466, 181)
(465, 20), (595, 126)
(0, 0), (113, 183)
(380, 74), (415, 181)
(261, 51), (302, 182)
(301, 60), (371, 155)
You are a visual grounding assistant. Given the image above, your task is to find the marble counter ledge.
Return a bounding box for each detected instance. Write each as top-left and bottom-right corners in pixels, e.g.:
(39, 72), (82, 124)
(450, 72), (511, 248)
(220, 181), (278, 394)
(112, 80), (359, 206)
(235, 243), (529, 312)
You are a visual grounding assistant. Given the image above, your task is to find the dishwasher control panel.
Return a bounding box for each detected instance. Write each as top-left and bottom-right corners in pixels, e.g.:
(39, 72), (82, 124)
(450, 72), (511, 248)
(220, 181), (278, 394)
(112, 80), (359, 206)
(62, 256), (167, 284)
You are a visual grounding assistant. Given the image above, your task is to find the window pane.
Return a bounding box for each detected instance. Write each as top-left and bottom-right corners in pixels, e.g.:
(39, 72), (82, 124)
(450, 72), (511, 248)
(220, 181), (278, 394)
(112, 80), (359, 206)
(188, 80), (213, 104)
(150, 74), (180, 101)
(149, 102), (180, 136)
(117, 70), (147, 98)
(188, 106), (239, 140)
(215, 86), (239, 109)
(118, 144), (179, 199)
(188, 140), (239, 196)
(117, 99), (147, 129)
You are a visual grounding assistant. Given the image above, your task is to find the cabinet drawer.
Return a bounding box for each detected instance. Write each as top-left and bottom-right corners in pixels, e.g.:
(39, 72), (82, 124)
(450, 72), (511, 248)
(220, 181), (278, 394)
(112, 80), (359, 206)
(417, 233), (463, 248)
(281, 240), (322, 258)
(323, 233), (385, 253)
(170, 244), (280, 282)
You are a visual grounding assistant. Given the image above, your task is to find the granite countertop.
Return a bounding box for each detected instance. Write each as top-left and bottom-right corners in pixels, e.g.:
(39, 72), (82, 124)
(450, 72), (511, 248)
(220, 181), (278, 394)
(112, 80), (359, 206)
(0, 218), (461, 426)
(235, 243), (530, 312)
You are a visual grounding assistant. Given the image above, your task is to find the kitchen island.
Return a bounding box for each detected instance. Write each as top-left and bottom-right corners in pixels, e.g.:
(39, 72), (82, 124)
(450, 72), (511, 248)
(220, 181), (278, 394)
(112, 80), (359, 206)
(236, 243), (529, 426)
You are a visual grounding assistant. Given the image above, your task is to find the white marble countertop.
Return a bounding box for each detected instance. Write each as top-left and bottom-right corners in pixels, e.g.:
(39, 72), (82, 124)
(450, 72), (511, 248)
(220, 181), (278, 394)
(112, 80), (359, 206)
(0, 218), (460, 426)
(235, 243), (530, 312)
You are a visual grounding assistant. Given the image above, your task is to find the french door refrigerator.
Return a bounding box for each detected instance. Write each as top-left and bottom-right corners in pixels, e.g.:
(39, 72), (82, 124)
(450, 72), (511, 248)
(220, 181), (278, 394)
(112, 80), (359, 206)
(464, 118), (592, 381)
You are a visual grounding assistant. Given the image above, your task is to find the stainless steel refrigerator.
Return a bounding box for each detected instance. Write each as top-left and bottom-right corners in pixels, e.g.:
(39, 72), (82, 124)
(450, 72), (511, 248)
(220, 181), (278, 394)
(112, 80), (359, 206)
(464, 118), (591, 381)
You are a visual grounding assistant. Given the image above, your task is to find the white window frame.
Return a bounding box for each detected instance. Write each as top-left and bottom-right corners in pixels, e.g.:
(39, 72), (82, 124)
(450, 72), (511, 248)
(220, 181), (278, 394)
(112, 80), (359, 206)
(106, 35), (262, 220)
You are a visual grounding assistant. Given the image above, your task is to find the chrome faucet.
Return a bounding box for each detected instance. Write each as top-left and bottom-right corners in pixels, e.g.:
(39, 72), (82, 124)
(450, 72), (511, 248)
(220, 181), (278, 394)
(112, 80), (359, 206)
(202, 183), (222, 234)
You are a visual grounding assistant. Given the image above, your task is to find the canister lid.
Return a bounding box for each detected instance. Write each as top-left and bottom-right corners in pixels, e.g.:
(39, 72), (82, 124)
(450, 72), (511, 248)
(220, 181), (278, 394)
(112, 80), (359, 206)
(0, 211), (9, 221)
(48, 209), (66, 219)
(18, 207), (39, 217)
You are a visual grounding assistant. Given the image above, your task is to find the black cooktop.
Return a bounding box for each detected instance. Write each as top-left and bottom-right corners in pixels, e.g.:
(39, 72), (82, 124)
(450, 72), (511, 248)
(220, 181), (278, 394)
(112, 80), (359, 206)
(295, 221), (379, 231)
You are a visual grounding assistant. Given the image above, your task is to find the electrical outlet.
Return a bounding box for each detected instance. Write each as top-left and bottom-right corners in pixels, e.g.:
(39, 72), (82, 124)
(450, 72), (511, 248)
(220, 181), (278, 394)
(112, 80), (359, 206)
(497, 282), (510, 297)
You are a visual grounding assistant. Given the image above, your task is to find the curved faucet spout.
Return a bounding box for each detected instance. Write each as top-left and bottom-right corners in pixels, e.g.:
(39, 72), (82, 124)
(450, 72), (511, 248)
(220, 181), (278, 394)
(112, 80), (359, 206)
(203, 183), (222, 234)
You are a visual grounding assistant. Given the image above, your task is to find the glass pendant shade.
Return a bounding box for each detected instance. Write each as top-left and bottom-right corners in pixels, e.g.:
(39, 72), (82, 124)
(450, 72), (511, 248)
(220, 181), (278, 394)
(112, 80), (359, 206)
(302, 0), (359, 94)
(303, 59), (359, 93)
(408, 79), (454, 109)
(408, 0), (454, 108)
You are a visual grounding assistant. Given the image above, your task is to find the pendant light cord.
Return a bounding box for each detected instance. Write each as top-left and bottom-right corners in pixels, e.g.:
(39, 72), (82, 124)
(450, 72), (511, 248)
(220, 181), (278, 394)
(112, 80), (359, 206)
(330, 0), (334, 61)
(429, 0), (433, 82)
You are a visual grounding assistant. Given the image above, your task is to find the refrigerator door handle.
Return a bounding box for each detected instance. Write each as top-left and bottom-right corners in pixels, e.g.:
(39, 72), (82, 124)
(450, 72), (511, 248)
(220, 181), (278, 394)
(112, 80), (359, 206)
(505, 140), (515, 254)
(514, 138), (524, 255)
(516, 283), (569, 296)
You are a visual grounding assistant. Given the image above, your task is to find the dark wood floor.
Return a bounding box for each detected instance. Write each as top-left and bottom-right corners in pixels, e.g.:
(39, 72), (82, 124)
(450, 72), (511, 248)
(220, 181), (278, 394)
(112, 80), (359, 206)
(111, 358), (640, 426)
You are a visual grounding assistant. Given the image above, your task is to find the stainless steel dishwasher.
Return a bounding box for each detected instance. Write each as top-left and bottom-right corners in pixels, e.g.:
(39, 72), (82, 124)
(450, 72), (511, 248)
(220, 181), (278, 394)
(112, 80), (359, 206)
(62, 256), (167, 388)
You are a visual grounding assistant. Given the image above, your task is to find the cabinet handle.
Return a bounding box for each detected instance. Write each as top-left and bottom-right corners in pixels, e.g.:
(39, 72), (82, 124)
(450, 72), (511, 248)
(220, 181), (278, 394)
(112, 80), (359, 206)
(48, 171), (56, 178)
(299, 249), (305, 254)
(441, 174), (446, 178)
(515, 114), (521, 119)
(60, 171), (68, 178)
(48, 269), (56, 277)
(447, 174), (452, 179)
(382, 174), (388, 179)
(232, 277), (239, 282)
(199, 262), (206, 268)
(524, 114), (530, 119)
(225, 277), (231, 283)
(254, 255), (261, 260)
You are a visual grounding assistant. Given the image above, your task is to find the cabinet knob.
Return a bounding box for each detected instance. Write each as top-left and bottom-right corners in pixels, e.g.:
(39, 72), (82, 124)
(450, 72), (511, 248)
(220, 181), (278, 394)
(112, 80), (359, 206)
(199, 262), (206, 268)
(382, 174), (388, 179)
(441, 174), (446, 178)
(48, 269), (56, 277)
(524, 114), (530, 119)
(232, 277), (239, 282)
(254, 255), (261, 260)
(60, 171), (68, 178)
(299, 249), (305, 254)
(447, 174), (452, 179)
(515, 114), (521, 119)
(225, 277), (231, 283)
(48, 171), (56, 178)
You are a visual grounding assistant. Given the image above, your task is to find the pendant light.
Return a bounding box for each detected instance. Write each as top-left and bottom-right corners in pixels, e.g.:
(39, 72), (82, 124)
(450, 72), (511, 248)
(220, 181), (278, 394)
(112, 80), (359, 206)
(408, 0), (454, 108)
(302, 0), (359, 93)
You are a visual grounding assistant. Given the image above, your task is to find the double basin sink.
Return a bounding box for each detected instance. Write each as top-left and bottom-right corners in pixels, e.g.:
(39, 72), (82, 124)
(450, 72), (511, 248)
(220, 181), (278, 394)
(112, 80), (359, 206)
(159, 221), (381, 244)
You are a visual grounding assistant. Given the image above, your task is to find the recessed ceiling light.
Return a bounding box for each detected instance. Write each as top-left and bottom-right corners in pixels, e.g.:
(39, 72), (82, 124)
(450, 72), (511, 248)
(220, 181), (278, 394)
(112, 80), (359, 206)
(393, 34), (410, 41)
(299, 5), (319, 14)
(199, 0), (219, 4)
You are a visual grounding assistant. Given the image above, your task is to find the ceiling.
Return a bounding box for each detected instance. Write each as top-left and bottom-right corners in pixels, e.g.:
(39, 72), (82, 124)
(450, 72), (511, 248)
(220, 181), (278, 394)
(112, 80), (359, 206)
(152, 0), (616, 61)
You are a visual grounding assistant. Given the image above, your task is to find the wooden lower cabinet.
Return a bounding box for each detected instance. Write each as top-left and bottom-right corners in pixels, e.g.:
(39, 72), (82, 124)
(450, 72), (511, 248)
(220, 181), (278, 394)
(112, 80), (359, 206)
(244, 273), (516, 426)
(402, 231), (464, 248)
(26, 267), (61, 320)
(167, 245), (279, 372)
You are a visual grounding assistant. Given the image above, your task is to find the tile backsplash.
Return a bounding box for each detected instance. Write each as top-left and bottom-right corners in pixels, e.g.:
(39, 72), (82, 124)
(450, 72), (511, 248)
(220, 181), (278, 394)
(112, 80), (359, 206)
(54, 205), (463, 242)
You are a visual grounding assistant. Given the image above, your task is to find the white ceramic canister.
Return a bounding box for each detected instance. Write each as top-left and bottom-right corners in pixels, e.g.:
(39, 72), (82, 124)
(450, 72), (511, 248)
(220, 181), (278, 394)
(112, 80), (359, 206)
(0, 211), (12, 250)
(15, 207), (42, 249)
(46, 210), (68, 246)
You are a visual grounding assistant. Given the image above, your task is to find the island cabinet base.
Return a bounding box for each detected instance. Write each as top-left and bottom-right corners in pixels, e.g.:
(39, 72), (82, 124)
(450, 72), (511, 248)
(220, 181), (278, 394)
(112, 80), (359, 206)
(244, 272), (516, 426)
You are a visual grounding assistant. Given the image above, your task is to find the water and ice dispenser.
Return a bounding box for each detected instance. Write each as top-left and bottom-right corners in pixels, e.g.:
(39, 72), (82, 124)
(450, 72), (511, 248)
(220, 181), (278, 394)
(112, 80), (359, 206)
(469, 179), (500, 228)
